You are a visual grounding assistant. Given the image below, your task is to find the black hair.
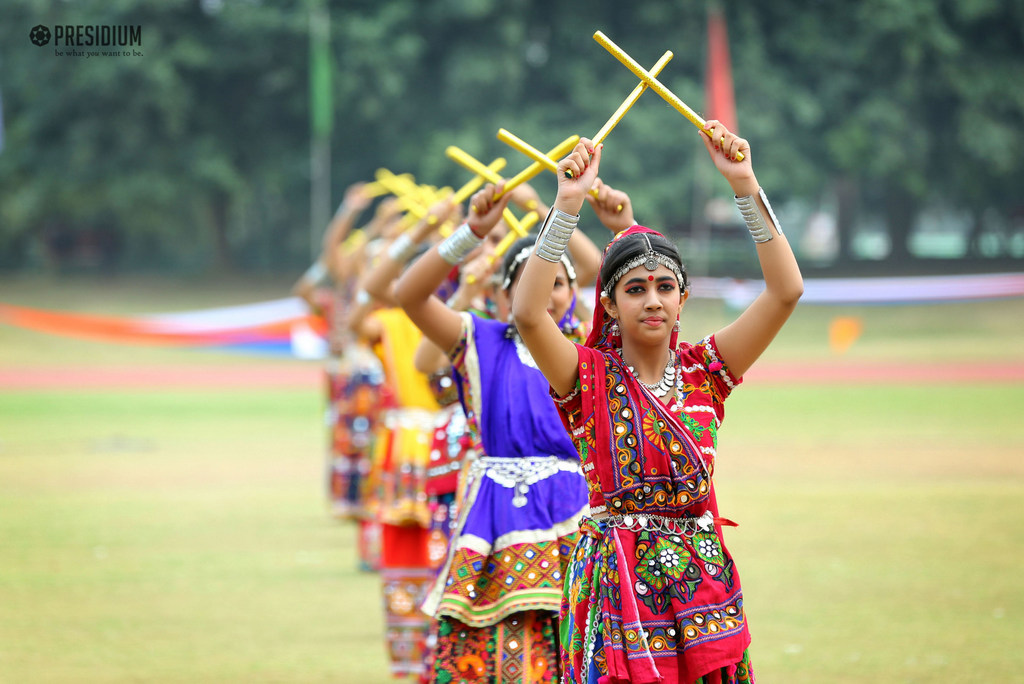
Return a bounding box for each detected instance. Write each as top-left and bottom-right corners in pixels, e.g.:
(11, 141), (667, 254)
(599, 231), (688, 300)
(501, 235), (577, 292)
(501, 236), (536, 291)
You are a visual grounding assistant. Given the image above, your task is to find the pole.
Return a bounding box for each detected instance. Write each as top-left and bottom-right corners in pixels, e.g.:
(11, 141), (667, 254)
(309, 1), (332, 261)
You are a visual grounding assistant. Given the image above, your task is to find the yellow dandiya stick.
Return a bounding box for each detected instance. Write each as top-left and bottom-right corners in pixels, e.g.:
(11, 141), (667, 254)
(418, 186), (454, 227)
(464, 210), (539, 284)
(367, 171), (416, 196)
(394, 192), (428, 218)
(593, 31), (744, 161)
(451, 158), (507, 205)
(376, 170), (448, 215)
(498, 129), (620, 208)
(360, 180), (391, 199)
(493, 136), (580, 201)
(446, 146), (503, 185)
(518, 209), (540, 233)
(492, 211), (540, 259)
(592, 50), (674, 145)
(374, 169), (421, 201)
(465, 210), (542, 284)
(496, 129), (561, 175)
(504, 207), (536, 239)
(377, 169), (455, 229)
(444, 146), (540, 233)
(437, 159), (507, 237)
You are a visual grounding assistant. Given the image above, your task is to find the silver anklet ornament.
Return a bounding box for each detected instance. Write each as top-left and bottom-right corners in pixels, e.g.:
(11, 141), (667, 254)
(438, 223), (484, 265)
(735, 188), (783, 244)
(534, 207), (578, 263)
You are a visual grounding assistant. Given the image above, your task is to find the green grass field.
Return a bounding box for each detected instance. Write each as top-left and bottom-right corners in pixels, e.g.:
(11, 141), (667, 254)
(1, 275), (1022, 683)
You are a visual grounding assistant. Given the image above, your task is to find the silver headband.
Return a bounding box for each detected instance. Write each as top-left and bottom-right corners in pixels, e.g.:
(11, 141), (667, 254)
(502, 244), (577, 291)
(604, 234), (685, 293)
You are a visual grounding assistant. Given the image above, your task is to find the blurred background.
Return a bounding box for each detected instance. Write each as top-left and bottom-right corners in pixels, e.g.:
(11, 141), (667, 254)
(2, 0), (1022, 278)
(1, 2), (1023, 683)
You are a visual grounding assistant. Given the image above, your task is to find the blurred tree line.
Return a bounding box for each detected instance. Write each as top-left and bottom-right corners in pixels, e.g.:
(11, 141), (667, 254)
(0, 0), (1022, 276)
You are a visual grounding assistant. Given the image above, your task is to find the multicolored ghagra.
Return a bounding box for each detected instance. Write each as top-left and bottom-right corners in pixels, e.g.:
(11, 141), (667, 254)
(555, 335), (754, 684)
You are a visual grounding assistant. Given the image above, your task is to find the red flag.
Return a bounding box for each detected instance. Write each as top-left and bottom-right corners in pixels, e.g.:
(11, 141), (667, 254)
(705, 8), (738, 133)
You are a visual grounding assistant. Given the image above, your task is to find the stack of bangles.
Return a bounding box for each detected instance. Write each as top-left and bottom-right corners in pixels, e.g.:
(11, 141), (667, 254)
(387, 233), (419, 263)
(735, 188), (783, 244)
(436, 223), (491, 265)
(534, 207), (578, 263)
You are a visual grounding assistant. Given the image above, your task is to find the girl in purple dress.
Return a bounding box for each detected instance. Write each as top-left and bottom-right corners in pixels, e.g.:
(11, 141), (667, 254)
(393, 194), (592, 683)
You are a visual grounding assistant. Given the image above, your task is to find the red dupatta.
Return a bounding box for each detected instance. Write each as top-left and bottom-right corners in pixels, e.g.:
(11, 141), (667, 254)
(576, 225), (713, 518)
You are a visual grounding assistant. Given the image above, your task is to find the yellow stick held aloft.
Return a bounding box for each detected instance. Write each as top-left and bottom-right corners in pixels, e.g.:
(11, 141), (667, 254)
(361, 180), (392, 199)
(444, 146), (548, 235)
(486, 210), (541, 273)
(451, 158), (507, 205)
(435, 157), (508, 237)
(464, 209), (540, 284)
(373, 169), (420, 200)
(494, 136), (580, 201)
(593, 50), (674, 145)
(497, 129), (560, 174)
(519, 210), (540, 233)
(498, 129), (619, 207)
(593, 31), (744, 161)
(446, 147), (504, 185)
(377, 169), (458, 230)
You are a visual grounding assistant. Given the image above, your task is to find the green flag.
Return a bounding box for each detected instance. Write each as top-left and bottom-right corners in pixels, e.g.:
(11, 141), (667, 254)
(309, 2), (332, 139)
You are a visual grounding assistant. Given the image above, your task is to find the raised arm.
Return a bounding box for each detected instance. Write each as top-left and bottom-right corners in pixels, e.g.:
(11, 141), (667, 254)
(322, 183), (373, 283)
(507, 180), (603, 287)
(394, 184), (512, 353)
(360, 199), (457, 308)
(335, 197), (403, 281)
(511, 139), (603, 397)
(701, 120), (804, 378)
(585, 177), (636, 235)
(291, 260), (328, 313)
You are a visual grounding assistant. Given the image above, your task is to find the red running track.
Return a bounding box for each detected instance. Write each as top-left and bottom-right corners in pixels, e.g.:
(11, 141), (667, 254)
(1, 361), (1023, 391)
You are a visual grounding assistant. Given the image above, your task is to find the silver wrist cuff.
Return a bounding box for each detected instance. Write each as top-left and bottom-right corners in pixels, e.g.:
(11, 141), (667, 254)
(302, 260), (328, 285)
(386, 233), (418, 263)
(535, 207), (578, 263)
(735, 188), (782, 244)
(438, 223), (483, 265)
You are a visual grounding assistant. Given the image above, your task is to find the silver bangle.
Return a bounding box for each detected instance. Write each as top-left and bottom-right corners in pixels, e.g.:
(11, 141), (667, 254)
(438, 223), (483, 265)
(386, 233), (418, 263)
(535, 207), (578, 263)
(302, 260), (328, 285)
(735, 188), (783, 244)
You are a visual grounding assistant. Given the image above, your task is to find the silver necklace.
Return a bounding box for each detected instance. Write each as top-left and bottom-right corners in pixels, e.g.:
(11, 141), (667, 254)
(626, 357), (677, 398)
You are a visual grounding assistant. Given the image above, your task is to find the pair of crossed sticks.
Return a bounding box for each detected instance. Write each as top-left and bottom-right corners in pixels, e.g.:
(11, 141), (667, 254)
(372, 32), (733, 263)
(448, 32), (737, 245)
(445, 41), (670, 223)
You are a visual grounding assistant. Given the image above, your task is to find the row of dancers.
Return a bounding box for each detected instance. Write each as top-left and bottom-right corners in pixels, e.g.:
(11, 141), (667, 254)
(293, 126), (803, 683)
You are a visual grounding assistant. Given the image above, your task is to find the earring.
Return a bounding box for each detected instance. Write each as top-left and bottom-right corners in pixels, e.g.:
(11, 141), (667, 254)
(673, 319), (680, 332)
(609, 319), (621, 348)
